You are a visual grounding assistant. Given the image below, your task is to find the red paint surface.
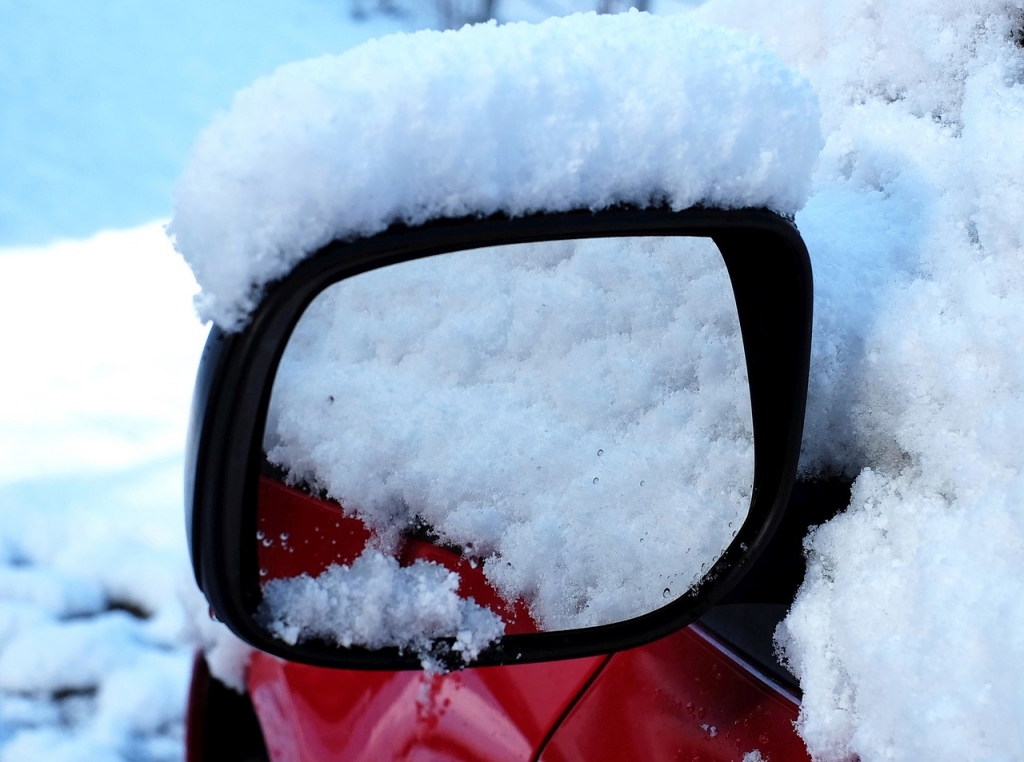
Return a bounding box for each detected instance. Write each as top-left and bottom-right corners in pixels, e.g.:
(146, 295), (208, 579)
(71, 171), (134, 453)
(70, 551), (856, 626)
(249, 477), (809, 762)
(257, 477), (372, 581)
(249, 653), (607, 762)
(248, 627), (809, 762)
(539, 626), (809, 762)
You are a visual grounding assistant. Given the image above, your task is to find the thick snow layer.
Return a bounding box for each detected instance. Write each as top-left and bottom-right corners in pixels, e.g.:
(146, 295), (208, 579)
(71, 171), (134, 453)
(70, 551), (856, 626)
(169, 11), (823, 330)
(0, 227), (214, 761)
(265, 236), (753, 633)
(694, 0), (1024, 760)
(258, 551), (506, 666)
(0, 226), (207, 483)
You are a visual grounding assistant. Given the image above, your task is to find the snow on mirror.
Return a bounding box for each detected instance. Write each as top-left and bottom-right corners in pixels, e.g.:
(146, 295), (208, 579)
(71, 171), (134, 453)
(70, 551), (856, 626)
(255, 235), (753, 665)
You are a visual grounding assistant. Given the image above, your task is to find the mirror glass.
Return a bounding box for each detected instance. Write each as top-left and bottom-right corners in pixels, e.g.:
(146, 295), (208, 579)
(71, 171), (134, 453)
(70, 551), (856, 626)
(255, 236), (752, 665)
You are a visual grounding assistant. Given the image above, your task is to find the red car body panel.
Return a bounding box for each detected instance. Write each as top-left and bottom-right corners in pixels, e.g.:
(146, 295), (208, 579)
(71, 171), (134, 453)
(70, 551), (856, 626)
(247, 626), (806, 762)
(540, 626), (806, 762)
(257, 477), (373, 581)
(235, 480), (810, 762)
(249, 652), (608, 762)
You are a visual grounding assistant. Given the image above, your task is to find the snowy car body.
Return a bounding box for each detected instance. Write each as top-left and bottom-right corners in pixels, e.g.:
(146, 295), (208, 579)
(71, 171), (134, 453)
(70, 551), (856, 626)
(182, 203), (824, 762)
(167, 1), (1024, 759)
(174, 11), (847, 762)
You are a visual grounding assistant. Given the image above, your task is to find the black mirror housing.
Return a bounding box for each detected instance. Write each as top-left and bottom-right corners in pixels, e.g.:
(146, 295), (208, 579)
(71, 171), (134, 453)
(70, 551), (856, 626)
(185, 205), (812, 670)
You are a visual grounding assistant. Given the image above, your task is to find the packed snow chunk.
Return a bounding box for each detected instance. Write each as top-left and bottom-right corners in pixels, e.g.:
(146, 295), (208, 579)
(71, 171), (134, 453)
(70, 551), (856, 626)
(257, 550), (505, 666)
(690, 0), (1024, 760)
(170, 11), (822, 330)
(264, 237), (754, 631)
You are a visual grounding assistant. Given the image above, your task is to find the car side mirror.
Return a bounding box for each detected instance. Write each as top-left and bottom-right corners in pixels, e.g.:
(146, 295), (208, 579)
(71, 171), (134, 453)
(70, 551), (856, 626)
(185, 205), (811, 671)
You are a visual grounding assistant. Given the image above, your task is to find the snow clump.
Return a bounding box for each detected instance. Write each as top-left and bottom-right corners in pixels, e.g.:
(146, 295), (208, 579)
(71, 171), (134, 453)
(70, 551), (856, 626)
(694, 0), (1024, 760)
(169, 11), (823, 330)
(257, 551), (505, 667)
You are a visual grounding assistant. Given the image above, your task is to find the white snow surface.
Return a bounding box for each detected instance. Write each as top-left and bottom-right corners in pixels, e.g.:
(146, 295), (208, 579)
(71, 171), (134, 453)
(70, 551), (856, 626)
(169, 11), (823, 330)
(0, 226), (213, 761)
(258, 551), (506, 667)
(264, 236), (753, 633)
(691, 0), (1024, 760)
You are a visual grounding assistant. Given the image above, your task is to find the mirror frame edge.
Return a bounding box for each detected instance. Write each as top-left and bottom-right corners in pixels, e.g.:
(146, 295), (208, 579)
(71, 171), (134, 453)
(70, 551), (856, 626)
(185, 204), (812, 671)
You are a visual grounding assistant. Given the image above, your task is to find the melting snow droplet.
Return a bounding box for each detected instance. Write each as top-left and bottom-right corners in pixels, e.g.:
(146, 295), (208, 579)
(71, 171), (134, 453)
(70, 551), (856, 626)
(259, 568), (268, 577)
(663, 588), (671, 598)
(256, 531), (265, 540)
(593, 477), (599, 484)
(280, 533), (289, 541)
(262, 538), (273, 547)
(597, 449), (603, 456)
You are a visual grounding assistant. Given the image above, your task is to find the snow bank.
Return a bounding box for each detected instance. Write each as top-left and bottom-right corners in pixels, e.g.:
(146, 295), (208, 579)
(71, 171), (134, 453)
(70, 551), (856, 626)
(0, 225), (209, 760)
(265, 236), (753, 633)
(169, 11), (822, 330)
(694, 1), (1024, 760)
(0, 225), (207, 483)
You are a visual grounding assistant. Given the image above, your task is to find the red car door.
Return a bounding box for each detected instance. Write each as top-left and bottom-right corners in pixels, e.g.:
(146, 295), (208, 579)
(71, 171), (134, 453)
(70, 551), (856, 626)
(242, 623), (807, 761)
(188, 477), (814, 762)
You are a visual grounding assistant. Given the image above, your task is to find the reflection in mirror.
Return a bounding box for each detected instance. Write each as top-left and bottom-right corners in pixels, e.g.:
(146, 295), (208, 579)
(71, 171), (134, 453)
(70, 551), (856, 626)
(255, 236), (752, 665)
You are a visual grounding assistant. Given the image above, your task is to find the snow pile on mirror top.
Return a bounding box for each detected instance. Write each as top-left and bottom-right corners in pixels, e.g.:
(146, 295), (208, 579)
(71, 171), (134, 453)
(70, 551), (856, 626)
(264, 236), (753, 636)
(258, 551), (505, 667)
(169, 11), (822, 331)
(692, 0), (1024, 760)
